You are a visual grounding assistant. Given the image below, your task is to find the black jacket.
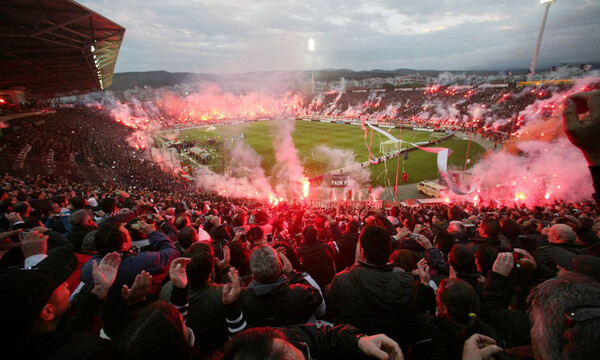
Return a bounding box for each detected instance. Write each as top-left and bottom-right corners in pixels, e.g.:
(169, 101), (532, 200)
(12, 330), (110, 360)
(410, 313), (516, 360)
(326, 263), (418, 351)
(480, 271), (532, 346)
(209, 225), (232, 259)
(187, 283), (229, 355)
(67, 224), (95, 253)
(335, 231), (359, 272)
(466, 236), (512, 253)
(574, 225), (600, 257)
(239, 273), (322, 327)
(282, 323), (371, 360)
(9, 290), (111, 360)
(297, 241), (337, 290)
(534, 242), (588, 271)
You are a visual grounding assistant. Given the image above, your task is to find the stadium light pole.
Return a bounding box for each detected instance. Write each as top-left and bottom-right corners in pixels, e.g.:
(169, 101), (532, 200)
(528, 0), (556, 81)
(308, 38), (316, 93)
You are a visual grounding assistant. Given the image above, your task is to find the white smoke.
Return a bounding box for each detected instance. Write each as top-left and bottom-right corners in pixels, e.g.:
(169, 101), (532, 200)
(270, 118), (308, 199)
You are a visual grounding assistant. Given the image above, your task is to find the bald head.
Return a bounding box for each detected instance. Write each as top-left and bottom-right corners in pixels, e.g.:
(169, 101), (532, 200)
(548, 224), (577, 244)
(448, 221), (466, 235)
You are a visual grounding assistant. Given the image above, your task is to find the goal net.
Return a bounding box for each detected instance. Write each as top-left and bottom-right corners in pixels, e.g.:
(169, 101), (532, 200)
(379, 139), (400, 155)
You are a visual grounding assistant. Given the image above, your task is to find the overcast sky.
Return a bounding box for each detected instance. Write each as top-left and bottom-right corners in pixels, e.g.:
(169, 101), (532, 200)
(79, 0), (600, 74)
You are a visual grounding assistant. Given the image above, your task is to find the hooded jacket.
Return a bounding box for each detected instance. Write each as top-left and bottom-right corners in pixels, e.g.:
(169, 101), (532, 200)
(239, 274), (322, 327)
(335, 231), (359, 272)
(297, 241), (336, 290)
(326, 263), (417, 351)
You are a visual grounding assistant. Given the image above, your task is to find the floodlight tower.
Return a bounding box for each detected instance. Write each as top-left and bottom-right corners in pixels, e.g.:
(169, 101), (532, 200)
(528, 0), (557, 81)
(308, 38), (316, 93)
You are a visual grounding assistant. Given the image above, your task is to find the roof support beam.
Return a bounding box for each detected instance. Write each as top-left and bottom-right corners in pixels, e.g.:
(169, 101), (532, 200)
(31, 13), (91, 37)
(32, 35), (81, 49)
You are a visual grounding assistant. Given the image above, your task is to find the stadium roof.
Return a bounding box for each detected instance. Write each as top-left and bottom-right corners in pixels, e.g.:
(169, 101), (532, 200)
(0, 0), (125, 97)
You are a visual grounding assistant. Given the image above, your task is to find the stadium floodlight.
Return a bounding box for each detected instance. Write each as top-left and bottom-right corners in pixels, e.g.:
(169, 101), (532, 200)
(308, 38), (316, 52)
(308, 39), (316, 93)
(528, 0), (557, 80)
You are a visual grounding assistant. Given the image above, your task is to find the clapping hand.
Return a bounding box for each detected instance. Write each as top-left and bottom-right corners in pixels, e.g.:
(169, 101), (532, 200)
(216, 246), (230, 270)
(170, 257), (192, 289)
(122, 271), (153, 305)
(492, 253), (515, 277)
(91, 252), (121, 299)
(222, 267), (242, 305)
(416, 258), (431, 286)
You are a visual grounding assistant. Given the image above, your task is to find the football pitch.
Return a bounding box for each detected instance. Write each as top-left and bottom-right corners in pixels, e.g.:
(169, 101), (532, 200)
(174, 120), (485, 188)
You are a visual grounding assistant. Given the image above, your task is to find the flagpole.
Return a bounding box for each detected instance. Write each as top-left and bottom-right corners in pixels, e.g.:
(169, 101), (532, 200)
(394, 120), (402, 200)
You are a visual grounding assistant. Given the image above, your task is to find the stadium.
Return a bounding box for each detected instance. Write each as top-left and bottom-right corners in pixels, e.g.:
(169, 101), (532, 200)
(1, 1), (600, 359)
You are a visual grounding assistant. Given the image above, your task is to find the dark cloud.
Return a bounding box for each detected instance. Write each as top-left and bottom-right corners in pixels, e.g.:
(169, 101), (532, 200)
(79, 0), (600, 73)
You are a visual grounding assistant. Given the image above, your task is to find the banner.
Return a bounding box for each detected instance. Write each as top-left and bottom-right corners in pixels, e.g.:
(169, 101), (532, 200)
(362, 120), (475, 195)
(330, 175), (349, 187)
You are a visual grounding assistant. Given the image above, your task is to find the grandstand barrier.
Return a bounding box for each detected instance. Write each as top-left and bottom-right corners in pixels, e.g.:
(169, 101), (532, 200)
(303, 199), (384, 209)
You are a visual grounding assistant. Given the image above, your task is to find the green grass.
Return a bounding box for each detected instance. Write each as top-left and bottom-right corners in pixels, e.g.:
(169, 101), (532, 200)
(173, 120), (485, 187)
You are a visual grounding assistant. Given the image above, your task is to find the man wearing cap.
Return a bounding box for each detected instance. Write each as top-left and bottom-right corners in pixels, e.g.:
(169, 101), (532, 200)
(534, 224), (588, 271)
(0, 231), (120, 359)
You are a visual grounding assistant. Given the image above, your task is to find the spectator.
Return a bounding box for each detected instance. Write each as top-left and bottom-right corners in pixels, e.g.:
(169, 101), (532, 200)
(176, 226), (199, 255)
(239, 245), (322, 327)
(0, 233), (119, 360)
(534, 224), (586, 271)
(467, 218), (512, 253)
(411, 278), (515, 360)
(528, 272), (600, 360)
(297, 223), (337, 290)
(222, 325), (402, 360)
(67, 209), (97, 253)
(326, 225), (420, 351)
(79, 219), (179, 337)
(335, 219), (360, 272)
(159, 242), (232, 355)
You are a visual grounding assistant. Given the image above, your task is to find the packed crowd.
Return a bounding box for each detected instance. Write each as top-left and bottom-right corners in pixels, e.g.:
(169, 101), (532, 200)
(0, 108), (185, 188)
(0, 90), (599, 359)
(299, 82), (600, 136)
(3, 81), (599, 188)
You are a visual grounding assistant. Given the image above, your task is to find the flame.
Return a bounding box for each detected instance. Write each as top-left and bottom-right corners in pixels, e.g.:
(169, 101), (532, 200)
(268, 194), (281, 205)
(301, 178), (310, 198)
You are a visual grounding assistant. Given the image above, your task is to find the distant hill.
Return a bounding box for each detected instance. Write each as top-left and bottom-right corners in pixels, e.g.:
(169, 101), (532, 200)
(110, 71), (217, 90)
(110, 63), (599, 91)
(110, 68), (448, 90)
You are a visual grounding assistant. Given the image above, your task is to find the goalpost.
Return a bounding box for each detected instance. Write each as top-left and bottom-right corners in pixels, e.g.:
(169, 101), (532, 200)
(379, 139), (400, 155)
